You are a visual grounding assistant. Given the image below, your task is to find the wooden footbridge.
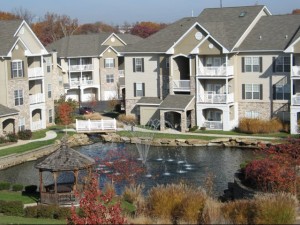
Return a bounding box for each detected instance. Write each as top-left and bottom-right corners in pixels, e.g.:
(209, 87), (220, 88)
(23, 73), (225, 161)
(75, 119), (117, 133)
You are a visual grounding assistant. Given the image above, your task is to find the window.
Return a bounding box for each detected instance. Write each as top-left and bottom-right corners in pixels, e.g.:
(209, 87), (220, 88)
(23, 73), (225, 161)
(45, 57), (51, 73)
(243, 84), (262, 100)
(274, 56), (290, 72)
(104, 58), (114, 68)
(14, 90), (23, 106)
(48, 84), (52, 98)
(133, 58), (144, 72)
(134, 83), (145, 97)
(242, 57), (261, 72)
(273, 83), (290, 100)
(245, 111), (260, 119)
(18, 118), (25, 131)
(106, 74), (114, 83)
(49, 109), (53, 123)
(11, 61), (23, 78)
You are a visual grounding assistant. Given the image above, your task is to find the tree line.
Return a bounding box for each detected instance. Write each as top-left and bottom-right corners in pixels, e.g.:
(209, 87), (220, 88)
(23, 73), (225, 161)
(0, 7), (167, 46)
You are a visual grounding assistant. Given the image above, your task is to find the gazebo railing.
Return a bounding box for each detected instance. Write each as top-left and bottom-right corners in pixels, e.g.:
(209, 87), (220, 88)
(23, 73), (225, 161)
(40, 192), (78, 205)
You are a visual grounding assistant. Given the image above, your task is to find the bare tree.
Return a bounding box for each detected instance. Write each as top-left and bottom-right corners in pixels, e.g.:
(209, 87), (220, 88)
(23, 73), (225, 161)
(12, 7), (35, 24)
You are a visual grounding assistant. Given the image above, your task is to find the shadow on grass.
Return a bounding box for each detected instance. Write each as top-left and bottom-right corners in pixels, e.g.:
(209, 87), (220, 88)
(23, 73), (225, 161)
(101, 111), (120, 119)
(22, 191), (39, 203)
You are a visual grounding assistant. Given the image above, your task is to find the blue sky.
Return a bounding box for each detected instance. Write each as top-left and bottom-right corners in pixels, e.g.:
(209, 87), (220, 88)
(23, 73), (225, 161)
(0, 0), (298, 25)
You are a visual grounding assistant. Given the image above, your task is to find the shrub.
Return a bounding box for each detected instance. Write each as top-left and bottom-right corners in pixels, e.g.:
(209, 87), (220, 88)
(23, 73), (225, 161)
(0, 136), (7, 144)
(244, 158), (295, 193)
(0, 182), (10, 190)
(117, 114), (137, 125)
(122, 184), (144, 205)
(6, 132), (18, 142)
(54, 207), (71, 220)
(17, 129), (32, 140)
(108, 98), (120, 111)
(200, 198), (225, 224)
(37, 205), (57, 218)
(84, 112), (102, 120)
(24, 206), (38, 218)
(221, 199), (255, 224)
(0, 200), (24, 216)
(12, 184), (23, 192)
(254, 192), (298, 224)
(238, 118), (283, 134)
(189, 126), (199, 132)
(24, 185), (37, 193)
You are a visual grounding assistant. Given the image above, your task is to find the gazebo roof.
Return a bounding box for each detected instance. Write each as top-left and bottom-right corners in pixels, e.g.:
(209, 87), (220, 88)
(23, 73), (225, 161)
(35, 140), (95, 172)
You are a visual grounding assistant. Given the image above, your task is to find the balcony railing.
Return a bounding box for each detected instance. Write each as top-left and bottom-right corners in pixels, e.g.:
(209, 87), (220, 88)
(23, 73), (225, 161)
(69, 64), (93, 71)
(32, 120), (43, 131)
(198, 93), (234, 104)
(119, 70), (125, 77)
(203, 121), (223, 130)
(28, 67), (43, 78)
(173, 80), (190, 91)
(197, 66), (234, 77)
(292, 94), (300, 105)
(70, 80), (94, 87)
(292, 66), (300, 77)
(29, 93), (45, 104)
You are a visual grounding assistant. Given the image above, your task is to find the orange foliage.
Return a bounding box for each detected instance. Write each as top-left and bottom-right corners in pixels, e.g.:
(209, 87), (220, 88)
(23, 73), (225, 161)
(0, 11), (20, 20)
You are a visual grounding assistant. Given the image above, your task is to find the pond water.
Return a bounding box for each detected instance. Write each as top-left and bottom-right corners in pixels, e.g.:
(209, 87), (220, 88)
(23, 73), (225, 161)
(0, 142), (259, 197)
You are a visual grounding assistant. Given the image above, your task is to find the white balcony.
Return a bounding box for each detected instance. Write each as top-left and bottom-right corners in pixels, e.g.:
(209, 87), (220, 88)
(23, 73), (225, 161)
(203, 121), (223, 130)
(197, 66), (234, 77)
(292, 94), (300, 105)
(118, 70), (125, 77)
(69, 64), (93, 71)
(31, 120), (43, 131)
(29, 93), (45, 104)
(28, 67), (43, 78)
(70, 80), (94, 87)
(173, 80), (190, 92)
(292, 66), (300, 77)
(198, 93), (234, 104)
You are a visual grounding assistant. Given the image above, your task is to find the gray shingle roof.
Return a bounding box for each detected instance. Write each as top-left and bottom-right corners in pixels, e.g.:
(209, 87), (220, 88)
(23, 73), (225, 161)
(35, 142), (95, 171)
(0, 20), (22, 56)
(159, 95), (194, 110)
(123, 5), (266, 53)
(0, 104), (19, 117)
(46, 33), (142, 57)
(136, 97), (162, 105)
(237, 14), (300, 51)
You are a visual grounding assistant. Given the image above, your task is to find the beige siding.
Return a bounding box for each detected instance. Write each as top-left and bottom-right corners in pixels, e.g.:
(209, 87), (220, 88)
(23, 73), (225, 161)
(16, 24), (43, 54)
(198, 38), (222, 55)
(102, 35), (125, 46)
(140, 106), (159, 125)
(294, 41), (300, 53)
(0, 59), (8, 105)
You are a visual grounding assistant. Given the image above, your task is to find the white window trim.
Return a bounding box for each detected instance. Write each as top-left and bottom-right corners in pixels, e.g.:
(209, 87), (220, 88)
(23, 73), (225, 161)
(14, 89), (23, 106)
(135, 58), (143, 72)
(12, 60), (23, 78)
(244, 56), (260, 72)
(245, 84), (260, 100)
(18, 117), (25, 131)
(104, 58), (114, 68)
(106, 74), (114, 83)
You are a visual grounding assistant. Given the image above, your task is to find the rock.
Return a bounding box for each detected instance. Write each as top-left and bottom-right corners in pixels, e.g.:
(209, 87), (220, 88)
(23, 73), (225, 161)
(121, 136), (131, 143)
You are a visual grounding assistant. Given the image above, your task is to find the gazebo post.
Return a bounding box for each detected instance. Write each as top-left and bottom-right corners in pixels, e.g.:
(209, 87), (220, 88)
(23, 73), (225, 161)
(39, 170), (43, 203)
(53, 172), (58, 204)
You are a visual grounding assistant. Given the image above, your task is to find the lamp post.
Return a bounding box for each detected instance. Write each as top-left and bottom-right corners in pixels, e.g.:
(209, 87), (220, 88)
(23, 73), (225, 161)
(78, 85), (81, 109)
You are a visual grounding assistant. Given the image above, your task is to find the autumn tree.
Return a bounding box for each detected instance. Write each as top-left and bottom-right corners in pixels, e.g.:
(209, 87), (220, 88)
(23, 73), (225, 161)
(74, 22), (117, 35)
(32, 12), (78, 45)
(130, 21), (167, 38)
(55, 95), (77, 126)
(12, 7), (35, 24)
(292, 9), (300, 14)
(0, 11), (20, 20)
(68, 175), (126, 225)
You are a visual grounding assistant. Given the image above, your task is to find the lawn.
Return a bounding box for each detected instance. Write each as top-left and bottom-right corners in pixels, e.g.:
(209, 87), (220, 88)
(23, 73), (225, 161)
(0, 215), (66, 224)
(0, 191), (38, 204)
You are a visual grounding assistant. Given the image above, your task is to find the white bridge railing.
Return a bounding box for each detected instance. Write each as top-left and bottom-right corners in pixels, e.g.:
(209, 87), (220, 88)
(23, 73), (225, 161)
(76, 119), (117, 132)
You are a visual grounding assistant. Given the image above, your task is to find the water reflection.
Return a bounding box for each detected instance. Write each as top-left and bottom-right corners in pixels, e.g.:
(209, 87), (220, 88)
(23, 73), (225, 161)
(0, 142), (258, 197)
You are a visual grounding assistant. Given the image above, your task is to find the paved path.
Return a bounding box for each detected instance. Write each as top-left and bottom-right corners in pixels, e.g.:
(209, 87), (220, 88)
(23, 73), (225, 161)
(0, 130), (57, 150)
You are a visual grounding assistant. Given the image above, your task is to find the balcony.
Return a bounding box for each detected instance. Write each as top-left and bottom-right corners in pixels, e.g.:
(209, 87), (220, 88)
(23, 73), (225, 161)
(292, 66), (300, 77)
(197, 66), (234, 77)
(292, 94), (300, 105)
(29, 93), (45, 104)
(198, 92), (234, 104)
(69, 64), (93, 71)
(118, 70), (125, 77)
(70, 80), (94, 87)
(203, 121), (223, 130)
(28, 67), (43, 78)
(173, 80), (190, 92)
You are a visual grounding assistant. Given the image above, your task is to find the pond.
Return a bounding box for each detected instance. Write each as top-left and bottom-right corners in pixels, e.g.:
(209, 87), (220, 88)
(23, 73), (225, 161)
(0, 142), (259, 197)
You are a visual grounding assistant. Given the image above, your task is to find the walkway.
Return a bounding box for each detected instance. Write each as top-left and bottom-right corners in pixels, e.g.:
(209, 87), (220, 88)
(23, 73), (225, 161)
(0, 130), (57, 151)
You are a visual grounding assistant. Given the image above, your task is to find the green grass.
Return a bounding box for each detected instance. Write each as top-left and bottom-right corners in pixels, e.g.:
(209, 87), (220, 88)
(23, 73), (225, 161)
(0, 215), (66, 224)
(31, 129), (47, 140)
(117, 131), (216, 141)
(0, 191), (38, 204)
(0, 132), (65, 158)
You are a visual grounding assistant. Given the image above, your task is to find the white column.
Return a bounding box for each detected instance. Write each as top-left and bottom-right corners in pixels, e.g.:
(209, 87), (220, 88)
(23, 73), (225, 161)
(222, 107), (231, 131)
(290, 109), (298, 134)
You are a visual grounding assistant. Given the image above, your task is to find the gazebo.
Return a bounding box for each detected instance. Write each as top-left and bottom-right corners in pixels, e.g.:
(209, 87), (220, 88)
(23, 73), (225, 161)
(35, 139), (95, 205)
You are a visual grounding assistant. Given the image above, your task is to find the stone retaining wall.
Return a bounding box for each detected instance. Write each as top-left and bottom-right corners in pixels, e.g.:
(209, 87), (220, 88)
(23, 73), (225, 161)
(0, 144), (58, 170)
(100, 133), (271, 148)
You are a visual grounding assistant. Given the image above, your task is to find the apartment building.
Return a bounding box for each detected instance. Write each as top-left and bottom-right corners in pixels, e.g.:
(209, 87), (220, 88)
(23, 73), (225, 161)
(122, 5), (300, 133)
(0, 20), (62, 135)
(47, 33), (142, 103)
